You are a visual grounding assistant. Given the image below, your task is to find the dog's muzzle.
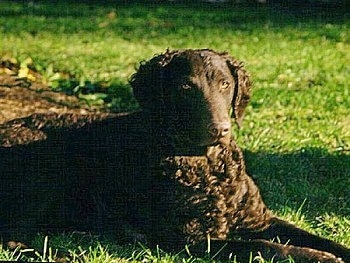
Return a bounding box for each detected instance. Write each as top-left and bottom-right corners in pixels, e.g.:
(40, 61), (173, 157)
(208, 122), (231, 138)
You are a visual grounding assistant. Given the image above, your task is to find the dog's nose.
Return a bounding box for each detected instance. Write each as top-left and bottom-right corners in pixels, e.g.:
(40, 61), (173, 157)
(208, 122), (231, 138)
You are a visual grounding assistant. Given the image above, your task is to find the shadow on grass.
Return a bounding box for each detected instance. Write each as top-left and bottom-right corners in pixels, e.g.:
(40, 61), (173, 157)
(55, 80), (139, 112)
(2, 1), (349, 36)
(243, 148), (350, 217)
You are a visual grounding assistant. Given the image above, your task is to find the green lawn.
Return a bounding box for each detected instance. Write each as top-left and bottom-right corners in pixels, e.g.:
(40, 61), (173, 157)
(0, 1), (349, 262)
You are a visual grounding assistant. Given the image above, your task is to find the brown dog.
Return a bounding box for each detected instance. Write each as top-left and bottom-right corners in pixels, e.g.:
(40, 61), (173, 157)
(0, 49), (349, 262)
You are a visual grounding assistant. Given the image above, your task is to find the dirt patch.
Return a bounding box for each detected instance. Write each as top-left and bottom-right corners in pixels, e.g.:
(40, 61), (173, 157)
(0, 64), (119, 147)
(0, 73), (91, 124)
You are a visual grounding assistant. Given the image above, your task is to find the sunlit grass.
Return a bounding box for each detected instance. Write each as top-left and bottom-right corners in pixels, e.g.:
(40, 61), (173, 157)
(0, 1), (349, 262)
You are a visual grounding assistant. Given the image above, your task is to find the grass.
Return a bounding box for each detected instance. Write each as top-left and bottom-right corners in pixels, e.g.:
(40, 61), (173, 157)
(0, 1), (349, 262)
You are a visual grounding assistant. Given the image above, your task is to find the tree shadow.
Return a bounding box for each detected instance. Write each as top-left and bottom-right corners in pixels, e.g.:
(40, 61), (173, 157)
(243, 148), (350, 218)
(2, 1), (349, 35)
(52, 79), (139, 112)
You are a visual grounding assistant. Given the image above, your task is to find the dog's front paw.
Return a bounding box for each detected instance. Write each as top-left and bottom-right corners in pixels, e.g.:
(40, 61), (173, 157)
(286, 245), (344, 263)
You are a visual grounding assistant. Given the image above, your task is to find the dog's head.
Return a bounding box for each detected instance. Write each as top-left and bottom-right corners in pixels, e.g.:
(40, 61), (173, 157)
(130, 49), (251, 148)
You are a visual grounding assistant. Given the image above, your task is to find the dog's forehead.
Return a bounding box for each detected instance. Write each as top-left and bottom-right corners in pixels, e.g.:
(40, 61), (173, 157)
(181, 51), (231, 76)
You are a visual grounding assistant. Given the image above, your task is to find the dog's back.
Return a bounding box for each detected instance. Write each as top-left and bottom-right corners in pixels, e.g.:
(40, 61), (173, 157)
(0, 111), (152, 239)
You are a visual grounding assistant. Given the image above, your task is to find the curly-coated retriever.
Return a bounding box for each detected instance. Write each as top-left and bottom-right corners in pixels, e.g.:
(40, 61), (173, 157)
(0, 49), (349, 262)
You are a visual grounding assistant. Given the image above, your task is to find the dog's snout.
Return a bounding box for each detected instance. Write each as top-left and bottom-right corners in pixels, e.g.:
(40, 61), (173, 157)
(208, 122), (231, 138)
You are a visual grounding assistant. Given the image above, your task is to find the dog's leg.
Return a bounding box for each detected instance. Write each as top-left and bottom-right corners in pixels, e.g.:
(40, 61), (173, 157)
(229, 169), (350, 261)
(241, 217), (350, 262)
(191, 239), (344, 263)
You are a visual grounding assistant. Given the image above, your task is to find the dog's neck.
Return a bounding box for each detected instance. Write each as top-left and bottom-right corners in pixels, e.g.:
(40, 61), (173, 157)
(152, 133), (209, 157)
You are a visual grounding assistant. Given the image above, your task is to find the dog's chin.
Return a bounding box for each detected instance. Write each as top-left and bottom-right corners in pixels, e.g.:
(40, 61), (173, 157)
(172, 134), (231, 156)
(198, 135), (231, 148)
(181, 136), (230, 156)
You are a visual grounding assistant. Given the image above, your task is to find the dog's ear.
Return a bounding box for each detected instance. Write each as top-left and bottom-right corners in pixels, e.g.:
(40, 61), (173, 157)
(222, 53), (252, 128)
(129, 49), (180, 111)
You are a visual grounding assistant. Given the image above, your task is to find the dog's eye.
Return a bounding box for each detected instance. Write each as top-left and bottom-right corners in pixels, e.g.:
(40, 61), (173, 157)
(181, 84), (192, 90)
(221, 81), (230, 90)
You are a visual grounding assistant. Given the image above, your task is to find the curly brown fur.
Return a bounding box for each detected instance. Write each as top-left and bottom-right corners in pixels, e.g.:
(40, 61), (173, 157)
(161, 140), (272, 244)
(0, 49), (349, 262)
(161, 142), (348, 262)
